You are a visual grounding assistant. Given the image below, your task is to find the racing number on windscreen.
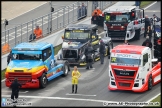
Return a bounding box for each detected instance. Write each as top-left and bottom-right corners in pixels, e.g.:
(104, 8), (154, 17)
(111, 57), (116, 62)
(65, 32), (70, 38)
(105, 15), (110, 21)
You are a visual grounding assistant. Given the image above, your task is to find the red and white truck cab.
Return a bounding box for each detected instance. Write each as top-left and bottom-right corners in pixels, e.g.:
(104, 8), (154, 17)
(108, 45), (161, 92)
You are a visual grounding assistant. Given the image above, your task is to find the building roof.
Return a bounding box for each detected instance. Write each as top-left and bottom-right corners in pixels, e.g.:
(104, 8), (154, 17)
(12, 42), (51, 50)
(66, 24), (97, 30)
(111, 45), (146, 54)
(104, 6), (136, 13)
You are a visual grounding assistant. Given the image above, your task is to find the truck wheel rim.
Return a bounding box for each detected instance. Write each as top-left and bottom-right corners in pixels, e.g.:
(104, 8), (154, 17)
(43, 77), (46, 84)
(65, 65), (68, 74)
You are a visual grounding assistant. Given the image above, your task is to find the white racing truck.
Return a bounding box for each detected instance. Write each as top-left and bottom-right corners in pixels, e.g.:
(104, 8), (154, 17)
(103, 6), (145, 40)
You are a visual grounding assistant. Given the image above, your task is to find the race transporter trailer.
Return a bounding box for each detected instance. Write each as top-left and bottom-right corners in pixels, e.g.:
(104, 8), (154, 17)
(108, 45), (161, 92)
(103, 6), (145, 40)
(5, 42), (70, 88)
(57, 24), (113, 65)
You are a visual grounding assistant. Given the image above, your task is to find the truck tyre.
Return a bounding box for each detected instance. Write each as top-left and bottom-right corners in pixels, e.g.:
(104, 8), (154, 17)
(135, 29), (140, 40)
(62, 62), (69, 77)
(148, 74), (153, 90)
(39, 73), (47, 88)
(108, 41), (113, 59)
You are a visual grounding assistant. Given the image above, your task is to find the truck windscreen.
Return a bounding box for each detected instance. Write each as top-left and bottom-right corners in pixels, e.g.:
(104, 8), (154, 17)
(12, 53), (42, 60)
(64, 30), (90, 39)
(111, 57), (141, 66)
(105, 13), (131, 22)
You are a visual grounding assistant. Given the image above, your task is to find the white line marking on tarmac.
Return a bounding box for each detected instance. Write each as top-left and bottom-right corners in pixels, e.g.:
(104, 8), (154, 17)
(2, 91), (29, 93)
(1, 95), (118, 103)
(140, 93), (161, 107)
(144, 1), (157, 10)
(66, 93), (96, 97)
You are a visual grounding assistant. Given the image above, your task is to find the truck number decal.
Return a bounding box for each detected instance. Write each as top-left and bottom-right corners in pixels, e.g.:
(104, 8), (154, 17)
(50, 59), (54, 69)
(111, 57), (116, 62)
(105, 15), (110, 21)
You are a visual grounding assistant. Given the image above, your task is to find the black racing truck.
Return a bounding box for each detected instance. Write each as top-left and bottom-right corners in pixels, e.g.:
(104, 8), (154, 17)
(57, 24), (113, 66)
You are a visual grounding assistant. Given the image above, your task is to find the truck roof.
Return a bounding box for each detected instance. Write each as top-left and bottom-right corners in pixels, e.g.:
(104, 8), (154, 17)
(104, 6), (136, 13)
(12, 42), (52, 51)
(66, 24), (97, 30)
(111, 45), (146, 54)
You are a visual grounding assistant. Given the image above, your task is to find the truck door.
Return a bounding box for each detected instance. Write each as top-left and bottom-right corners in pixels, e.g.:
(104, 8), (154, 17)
(42, 47), (53, 71)
(142, 53), (149, 77)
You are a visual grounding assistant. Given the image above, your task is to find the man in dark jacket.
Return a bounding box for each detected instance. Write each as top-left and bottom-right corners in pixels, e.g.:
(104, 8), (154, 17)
(144, 15), (151, 38)
(7, 51), (12, 65)
(142, 36), (152, 49)
(85, 42), (94, 69)
(99, 40), (105, 64)
(10, 78), (22, 103)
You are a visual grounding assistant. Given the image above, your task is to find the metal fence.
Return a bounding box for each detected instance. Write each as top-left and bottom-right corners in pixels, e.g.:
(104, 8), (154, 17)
(1, 1), (115, 55)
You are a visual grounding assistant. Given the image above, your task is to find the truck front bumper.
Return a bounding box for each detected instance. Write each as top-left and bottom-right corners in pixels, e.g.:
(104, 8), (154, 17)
(108, 80), (148, 93)
(5, 78), (40, 88)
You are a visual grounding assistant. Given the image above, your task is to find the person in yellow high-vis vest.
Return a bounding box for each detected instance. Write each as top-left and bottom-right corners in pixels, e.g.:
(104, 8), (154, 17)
(72, 66), (81, 93)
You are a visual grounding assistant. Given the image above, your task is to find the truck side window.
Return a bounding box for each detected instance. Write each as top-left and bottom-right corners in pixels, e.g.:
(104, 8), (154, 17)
(42, 47), (52, 61)
(143, 53), (148, 66)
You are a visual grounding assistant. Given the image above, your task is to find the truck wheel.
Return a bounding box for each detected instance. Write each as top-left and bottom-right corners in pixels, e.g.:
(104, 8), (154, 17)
(148, 75), (153, 90)
(135, 29), (140, 40)
(108, 41), (113, 59)
(39, 73), (47, 88)
(62, 62), (69, 77)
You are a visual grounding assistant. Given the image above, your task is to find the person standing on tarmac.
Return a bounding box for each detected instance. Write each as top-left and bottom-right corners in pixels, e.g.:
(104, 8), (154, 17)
(72, 66), (81, 94)
(91, 12), (100, 25)
(142, 36), (152, 49)
(99, 40), (105, 64)
(85, 42), (94, 69)
(144, 15), (151, 38)
(10, 78), (22, 104)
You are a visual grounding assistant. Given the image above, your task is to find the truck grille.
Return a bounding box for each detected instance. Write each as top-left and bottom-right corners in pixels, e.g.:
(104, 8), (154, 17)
(63, 49), (77, 59)
(108, 31), (126, 38)
(116, 77), (134, 80)
(8, 73), (32, 85)
(114, 69), (135, 77)
(118, 82), (131, 87)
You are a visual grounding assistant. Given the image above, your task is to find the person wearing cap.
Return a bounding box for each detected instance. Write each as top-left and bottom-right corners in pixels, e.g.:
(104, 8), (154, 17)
(84, 42), (94, 69)
(34, 25), (43, 39)
(10, 78), (22, 103)
(142, 36), (152, 49)
(99, 39), (105, 64)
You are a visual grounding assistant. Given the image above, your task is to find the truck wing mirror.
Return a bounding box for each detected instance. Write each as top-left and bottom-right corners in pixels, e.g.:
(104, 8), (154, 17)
(96, 30), (98, 35)
(99, 36), (101, 40)
(151, 58), (158, 62)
